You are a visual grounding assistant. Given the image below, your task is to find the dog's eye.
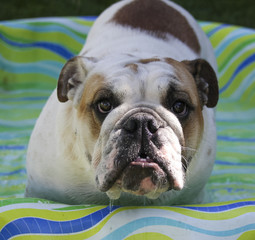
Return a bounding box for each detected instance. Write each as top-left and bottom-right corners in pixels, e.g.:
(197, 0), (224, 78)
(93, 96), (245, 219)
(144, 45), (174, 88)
(171, 101), (188, 117)
(98, 100), (113, 114)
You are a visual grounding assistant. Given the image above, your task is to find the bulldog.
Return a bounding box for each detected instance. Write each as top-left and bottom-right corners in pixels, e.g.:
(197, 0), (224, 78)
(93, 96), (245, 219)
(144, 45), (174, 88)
(26, 0), (219, 205)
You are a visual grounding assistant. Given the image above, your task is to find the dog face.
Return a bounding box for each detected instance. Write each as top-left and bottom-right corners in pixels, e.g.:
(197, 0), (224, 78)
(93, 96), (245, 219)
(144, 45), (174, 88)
(57, 54), (218, 200)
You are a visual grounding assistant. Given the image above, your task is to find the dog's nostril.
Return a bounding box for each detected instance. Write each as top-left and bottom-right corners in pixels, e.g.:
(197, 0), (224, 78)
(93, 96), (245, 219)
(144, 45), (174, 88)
(124, 119), (138, 133)
(147, 119), (159, 134)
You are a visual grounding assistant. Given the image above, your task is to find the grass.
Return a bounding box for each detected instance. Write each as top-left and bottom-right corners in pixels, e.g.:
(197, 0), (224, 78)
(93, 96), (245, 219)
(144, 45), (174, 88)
(1, 0), (254, 29)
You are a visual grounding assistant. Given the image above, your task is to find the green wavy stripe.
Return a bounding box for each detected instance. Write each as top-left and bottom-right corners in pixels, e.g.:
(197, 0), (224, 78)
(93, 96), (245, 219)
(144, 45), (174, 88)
(0, 25), (84, 54)
(0, 95), (47, 105)
(200, 22), (220, 35)
(219, 51), (255, 97)
(0, 107), (41, 121)
(0, 101), (45, 109)
(212, 168), (255, 176)
(216, 101), (255, 112)
(0, 184), (25, 196)
(0, 125), (31, 133)
(209, 25), (237, 49)
(0, 197), (57, 207)
(0, 89), (51, 99)
(208, 183), (255, 190)
(209, 173), (255, 184)
(53, 204), (100, 211)
(0, 70), (56, 90)
(241, 80), (255, 102)
(217, 121), (255, 132)
(217, 142), (255, 156)
(0, 164), (24, 174)
(216, 153), (255, 164)
(217, 128), (255, 139)
(209, 190), (255, 202)
(0, 41), (66, 64)
(0, 138), (30, 146)
(72, 18), (94, 27)
(223, 61), (255, 100)
(26, 20), (89, 39)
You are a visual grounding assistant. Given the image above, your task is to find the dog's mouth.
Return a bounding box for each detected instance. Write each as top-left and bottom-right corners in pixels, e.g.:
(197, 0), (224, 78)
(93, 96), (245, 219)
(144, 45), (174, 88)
(120, 154), (169, 196)
(98, 150), (184, 200)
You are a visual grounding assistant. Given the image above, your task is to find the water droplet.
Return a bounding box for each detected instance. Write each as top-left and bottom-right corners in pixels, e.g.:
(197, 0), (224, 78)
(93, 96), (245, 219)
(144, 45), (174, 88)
(109, 199), (114, 212)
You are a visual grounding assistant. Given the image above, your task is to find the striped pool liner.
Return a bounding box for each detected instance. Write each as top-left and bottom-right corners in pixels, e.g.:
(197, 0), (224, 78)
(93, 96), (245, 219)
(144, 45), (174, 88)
(0, 198), (255, 239)
(0, 17), (255, 239)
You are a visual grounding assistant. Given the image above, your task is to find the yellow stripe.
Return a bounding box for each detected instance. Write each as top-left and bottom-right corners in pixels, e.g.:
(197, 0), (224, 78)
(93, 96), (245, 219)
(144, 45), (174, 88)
(238, 230), (255, 240)
(124, 232), (173, 240)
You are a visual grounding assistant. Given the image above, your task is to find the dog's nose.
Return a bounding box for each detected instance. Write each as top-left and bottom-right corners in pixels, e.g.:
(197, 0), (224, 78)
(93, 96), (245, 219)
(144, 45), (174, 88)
(123, 114), (160, 135)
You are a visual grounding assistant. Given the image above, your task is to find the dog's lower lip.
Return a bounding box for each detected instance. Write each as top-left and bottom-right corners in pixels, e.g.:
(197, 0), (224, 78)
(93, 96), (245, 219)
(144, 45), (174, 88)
(130, 157), (160, 169)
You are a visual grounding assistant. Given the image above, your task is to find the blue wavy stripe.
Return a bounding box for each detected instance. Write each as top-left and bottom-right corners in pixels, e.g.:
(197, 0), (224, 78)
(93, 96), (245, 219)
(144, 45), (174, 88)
(0, 119), (36, 127)
(0, 131), (30, 140)
(0, 32), (74, 59)
(220, 53), (255, 93)
(0, 169), (26, 177)
(0, 145), (27, 151)
(79, 16), (97, 21)
(0, 103), (44, 110)
(0, 56), (62, 79)
(102, 217), (255, 240)
(215, 160), (255, 167)
(217, 135), (255, 142)
(216, 113), (255, 122)
(0, 206), (119, 240)
(0, 96), (48, 102)
(178, 201), (255, 212)
(206, 23), (230, 38)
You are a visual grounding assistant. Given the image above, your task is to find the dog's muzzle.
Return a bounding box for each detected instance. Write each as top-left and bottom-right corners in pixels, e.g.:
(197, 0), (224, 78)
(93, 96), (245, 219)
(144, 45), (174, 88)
(95, 108), (184, 199)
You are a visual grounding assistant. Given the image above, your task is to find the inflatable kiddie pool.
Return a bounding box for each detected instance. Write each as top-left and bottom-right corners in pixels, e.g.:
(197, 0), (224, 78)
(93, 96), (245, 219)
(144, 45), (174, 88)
(0, 17), (255, 239)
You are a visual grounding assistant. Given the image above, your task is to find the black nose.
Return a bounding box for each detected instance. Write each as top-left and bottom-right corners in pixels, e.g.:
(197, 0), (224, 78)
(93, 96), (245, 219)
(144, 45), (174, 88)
(123, 114), (160, 135)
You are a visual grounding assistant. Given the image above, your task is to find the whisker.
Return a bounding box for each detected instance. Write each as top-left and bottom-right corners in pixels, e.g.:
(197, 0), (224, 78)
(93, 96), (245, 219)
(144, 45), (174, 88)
(181, 155), (189, 171)
(181, 146), (197, 153)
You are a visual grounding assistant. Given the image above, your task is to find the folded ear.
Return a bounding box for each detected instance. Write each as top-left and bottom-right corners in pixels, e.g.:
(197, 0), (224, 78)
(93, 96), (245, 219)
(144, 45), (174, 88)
(182, 59), (219, 108)
(57, 56), (96, 105)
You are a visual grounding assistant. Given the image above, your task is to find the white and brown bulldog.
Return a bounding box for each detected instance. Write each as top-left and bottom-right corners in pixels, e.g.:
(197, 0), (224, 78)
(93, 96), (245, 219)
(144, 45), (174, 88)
(26, 0), (219, 205)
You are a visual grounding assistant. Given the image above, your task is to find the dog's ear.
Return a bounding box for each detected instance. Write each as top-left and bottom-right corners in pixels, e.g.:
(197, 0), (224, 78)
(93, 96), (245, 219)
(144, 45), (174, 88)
(57, 56), (96, 105)
(182, 59), (219, 108)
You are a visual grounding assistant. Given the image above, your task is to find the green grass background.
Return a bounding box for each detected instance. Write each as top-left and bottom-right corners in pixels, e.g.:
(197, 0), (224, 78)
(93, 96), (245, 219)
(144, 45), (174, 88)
(1, 0), (255, 29)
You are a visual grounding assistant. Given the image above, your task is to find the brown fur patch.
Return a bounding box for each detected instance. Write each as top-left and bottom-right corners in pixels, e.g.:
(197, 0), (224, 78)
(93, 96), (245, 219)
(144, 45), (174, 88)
(111, 0), (200, 53)
(139, 58), (161, 64)
(78, 74), (106, 139)
(125, 63), (139, 72)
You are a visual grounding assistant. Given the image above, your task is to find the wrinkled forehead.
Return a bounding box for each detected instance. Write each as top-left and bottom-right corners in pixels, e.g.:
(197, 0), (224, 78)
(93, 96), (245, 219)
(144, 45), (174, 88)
(88, 56), (198, 104)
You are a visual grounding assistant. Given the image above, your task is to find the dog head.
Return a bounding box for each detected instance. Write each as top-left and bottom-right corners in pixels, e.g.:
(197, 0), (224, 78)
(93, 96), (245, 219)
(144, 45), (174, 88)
(57, 55), (218, 200)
